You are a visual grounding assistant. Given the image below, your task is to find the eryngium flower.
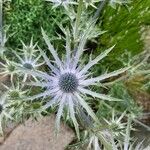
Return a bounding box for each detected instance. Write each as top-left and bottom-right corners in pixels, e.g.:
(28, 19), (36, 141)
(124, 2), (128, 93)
(0, 57), (18, 82)
(2, 82), (28, 100)
(25, 29), (129, 136)
(2, 82), (31, 123)
(14, 38), (44, 82)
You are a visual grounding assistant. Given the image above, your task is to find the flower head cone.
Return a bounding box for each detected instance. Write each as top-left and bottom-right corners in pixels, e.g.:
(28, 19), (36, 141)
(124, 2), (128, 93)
(24, 28), (129, 137)
(1, 81), (32, 123)
(2, 82), (28, 101)
(0, 56), (18, 83)
(13, 38), (44, 82)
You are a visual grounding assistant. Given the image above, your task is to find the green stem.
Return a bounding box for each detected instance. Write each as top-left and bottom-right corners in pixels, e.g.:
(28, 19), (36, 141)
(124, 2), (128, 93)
(74, 0), (83, 47)
(0, 0), (3, 46)
(124, 116), (132, 150)
(93, 0), (109, 21)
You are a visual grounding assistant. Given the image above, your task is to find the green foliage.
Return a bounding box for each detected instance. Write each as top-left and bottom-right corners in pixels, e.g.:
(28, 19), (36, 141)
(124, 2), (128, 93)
(96, 0), (150, 70)
(4, 0), (65, 49)
(96, 82), (142, 120)
(108, 82), (142, 114)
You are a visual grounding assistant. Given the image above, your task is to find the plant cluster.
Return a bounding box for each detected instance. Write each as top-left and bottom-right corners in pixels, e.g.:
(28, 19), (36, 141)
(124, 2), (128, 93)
(0, 0), (150, 149)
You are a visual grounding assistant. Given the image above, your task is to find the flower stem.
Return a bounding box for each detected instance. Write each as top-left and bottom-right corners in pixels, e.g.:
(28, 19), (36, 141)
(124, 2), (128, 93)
(74, 0), (83, 47)
(0, 0), (3, 46)
(93, 0), (109, 21)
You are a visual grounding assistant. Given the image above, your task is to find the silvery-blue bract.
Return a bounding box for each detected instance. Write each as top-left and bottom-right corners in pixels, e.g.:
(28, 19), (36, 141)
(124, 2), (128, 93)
(23, 28), (129, 137)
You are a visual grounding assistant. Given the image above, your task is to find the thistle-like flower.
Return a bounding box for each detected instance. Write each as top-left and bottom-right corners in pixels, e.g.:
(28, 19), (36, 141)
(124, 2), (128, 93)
(2, 82), (28, 100)
(23, 28), (129, 137)
(0, 57), (18, 82)
(103, 110), (126, 137)
(14, 38), (44, 82)
(0, 91), (13, 135)
(2, 83), (30, 123)
(71, 112), (149, 150)
(110, 117), (150, 150)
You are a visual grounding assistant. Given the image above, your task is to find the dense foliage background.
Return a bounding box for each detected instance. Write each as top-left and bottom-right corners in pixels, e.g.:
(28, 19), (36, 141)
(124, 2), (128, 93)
(4, 0), (150, 67)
